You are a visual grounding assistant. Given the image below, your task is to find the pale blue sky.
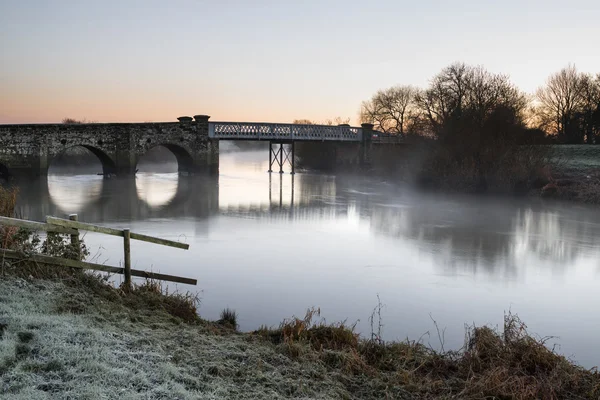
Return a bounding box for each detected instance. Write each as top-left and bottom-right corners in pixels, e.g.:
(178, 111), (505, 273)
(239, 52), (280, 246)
(1, 0), (599, 123)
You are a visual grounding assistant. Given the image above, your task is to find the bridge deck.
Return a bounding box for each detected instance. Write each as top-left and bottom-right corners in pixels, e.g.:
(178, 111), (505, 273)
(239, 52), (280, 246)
(209, 122), (363, 142)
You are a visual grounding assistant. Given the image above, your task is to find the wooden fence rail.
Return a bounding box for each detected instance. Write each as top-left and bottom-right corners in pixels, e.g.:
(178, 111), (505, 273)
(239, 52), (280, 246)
(0, 214), (195, 287)
(46, 216), (189, 250)
(0, 215), (78, 235)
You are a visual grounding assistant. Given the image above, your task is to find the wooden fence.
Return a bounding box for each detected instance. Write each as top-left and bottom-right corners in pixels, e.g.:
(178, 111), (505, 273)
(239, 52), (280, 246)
(0, 214), (196, 287)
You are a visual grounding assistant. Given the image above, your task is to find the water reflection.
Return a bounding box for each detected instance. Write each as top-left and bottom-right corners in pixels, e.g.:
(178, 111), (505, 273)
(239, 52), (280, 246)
(17, 174), (218, 223)
(13, 165), (600, 280)
(365, 192), (600, 279)
(136, 173), (178, 208)
(47, 174), (104, 215)
(9, 150), (600, 367)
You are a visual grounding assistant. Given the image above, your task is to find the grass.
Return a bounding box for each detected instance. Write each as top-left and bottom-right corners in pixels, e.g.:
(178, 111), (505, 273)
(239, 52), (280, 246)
(0, 185), (17, 217)
(535, 145), (600, 203)
(256, 307), (359, 353)
(0, 276), (349, 399)
(0, 186), (19, 252)
(252, 308), (600, 400)
(218, 308), (238, 330)
(0, 265), (598, 399)
(551, 145), (600, 171)
(126, 278), (201, 323)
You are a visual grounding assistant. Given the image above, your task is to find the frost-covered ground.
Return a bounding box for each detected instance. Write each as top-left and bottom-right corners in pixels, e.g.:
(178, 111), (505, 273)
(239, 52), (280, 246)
(0, 278), (351, 400)
(2, 275), (596, 400)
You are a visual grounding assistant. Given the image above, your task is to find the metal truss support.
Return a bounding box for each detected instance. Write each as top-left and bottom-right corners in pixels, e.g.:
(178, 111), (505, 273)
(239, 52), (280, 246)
(268, 141), (295, 174)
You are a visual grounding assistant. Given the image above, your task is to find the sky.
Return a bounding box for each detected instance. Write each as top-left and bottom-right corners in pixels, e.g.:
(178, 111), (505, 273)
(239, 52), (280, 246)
(1, 0), (599, 124)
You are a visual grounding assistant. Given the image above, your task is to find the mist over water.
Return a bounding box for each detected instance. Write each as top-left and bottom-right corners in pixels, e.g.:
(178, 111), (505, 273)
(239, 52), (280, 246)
(12, 148), (600, 368)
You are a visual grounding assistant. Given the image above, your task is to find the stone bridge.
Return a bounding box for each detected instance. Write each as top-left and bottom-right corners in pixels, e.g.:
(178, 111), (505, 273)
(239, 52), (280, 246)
(0, 116), (378, 179)
(0, 115), (217, 178)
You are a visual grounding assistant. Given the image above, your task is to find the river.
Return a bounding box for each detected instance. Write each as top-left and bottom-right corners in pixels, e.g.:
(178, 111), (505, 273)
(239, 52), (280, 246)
(10, 149), (600, 368)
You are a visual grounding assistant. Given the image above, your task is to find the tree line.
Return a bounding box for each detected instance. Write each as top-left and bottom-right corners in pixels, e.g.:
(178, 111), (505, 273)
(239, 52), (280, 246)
(360, 63), (600, 144)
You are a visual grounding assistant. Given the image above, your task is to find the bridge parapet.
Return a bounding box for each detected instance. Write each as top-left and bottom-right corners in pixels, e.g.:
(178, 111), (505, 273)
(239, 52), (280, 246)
(209, 122), (362, 142)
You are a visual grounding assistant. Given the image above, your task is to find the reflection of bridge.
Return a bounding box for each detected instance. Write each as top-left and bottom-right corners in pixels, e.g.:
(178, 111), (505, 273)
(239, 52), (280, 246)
(16, 176), (220, 223)
(12, 172), (600, 278)
(14, 173), (364, 224)
(0, 118), (374, 178)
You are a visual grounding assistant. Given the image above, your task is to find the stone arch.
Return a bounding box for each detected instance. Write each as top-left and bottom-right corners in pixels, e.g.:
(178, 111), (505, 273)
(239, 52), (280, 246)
(138, 143), (196, 173)
(50, 145), (117, 175)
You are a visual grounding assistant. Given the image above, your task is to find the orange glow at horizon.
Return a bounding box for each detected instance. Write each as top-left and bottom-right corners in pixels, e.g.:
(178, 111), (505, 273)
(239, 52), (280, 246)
(2, 1), (599, 126)
(0, 91), (361, 125)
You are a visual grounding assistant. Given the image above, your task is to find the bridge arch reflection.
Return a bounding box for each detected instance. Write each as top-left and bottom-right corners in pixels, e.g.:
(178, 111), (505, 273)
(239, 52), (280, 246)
(135, 173), (179, 208)
(15, 174), (218, 223)
(47, 175), (104, 215)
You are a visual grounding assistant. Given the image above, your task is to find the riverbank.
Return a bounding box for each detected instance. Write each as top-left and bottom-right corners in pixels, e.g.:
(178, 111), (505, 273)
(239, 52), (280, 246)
(539, 167), (600, 203)
(1, 267), (599, 399)
(296, 142), (600, 205)
(538, 145), (600, 203)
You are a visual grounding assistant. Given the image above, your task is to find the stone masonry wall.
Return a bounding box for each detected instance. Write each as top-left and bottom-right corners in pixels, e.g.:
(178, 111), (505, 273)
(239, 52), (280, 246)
(0, 118), (218, 177)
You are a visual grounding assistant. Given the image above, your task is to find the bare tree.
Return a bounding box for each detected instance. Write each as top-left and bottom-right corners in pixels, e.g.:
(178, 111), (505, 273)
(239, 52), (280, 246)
(578, 73), (600, 143)
(62, 118), (83, 124)
(415, 63), (526, 137)
(323, 116), (351, 126)
(535, 65), (588, 140)
(293, 119), (315, 125)
(466, 66), (527, 125)
(293, 117), (351, 126)
(360, 85), (418, 134)
(414, 63), (470, 134)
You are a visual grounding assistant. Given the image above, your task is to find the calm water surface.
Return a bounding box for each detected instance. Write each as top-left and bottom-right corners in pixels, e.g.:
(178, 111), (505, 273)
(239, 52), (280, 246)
(13, 150), (600, 368)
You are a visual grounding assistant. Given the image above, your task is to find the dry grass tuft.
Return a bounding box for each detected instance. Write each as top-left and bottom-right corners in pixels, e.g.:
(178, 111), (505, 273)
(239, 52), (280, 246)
(0, 186), (19, 250)
(53, 275), (201, 324)
(256, 307), (359, 353)
(0, 185), (17, 217)
(255, 309), (600, 400)
(127, 279), (201, 323)
(451, 313), (597, 399)
(218, 308), (238, 330)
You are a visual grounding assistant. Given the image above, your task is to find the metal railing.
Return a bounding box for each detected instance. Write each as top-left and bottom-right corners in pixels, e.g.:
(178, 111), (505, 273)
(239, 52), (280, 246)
(209, 122), (362, 141)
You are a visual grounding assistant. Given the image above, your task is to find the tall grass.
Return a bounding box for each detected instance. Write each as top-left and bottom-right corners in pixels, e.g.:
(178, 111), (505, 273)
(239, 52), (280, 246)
(0, 186), (18, 252)
(218, 308), (238, 330)
(255, 309), (600, 399)
(0, 185), (17, 217)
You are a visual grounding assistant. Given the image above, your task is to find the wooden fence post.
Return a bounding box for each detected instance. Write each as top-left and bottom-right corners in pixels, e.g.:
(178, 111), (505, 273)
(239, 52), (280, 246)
(123, 228), (132, 290)
(68, 214), (80, 260)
